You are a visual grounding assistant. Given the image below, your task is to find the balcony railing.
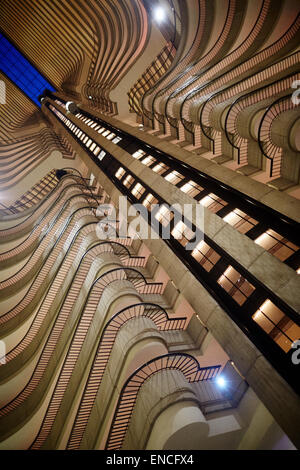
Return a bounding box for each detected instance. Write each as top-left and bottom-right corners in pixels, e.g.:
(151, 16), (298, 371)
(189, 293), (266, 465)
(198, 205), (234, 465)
(29, 266), (163, 448)
(67, 302), (187, 449)
(224, 70), (300, 166)
(105, 353), (221, 450)
(258, 94), (299, 177)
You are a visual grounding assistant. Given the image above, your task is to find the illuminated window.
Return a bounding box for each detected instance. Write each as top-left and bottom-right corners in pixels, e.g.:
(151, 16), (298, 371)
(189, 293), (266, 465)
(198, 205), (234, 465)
(255, 230), (298, 261)
(90, 142), (96, 152)
(56, 99), (65, 107)
(106, 132), (116, 140)
(165, 171), (184, 185)
(142, 193), (158, 211)
(131, 183), (145, 199)
(112, 136), (122, 144)
(98, 150), (106, 160)
(155, 205), (174, 227)
(223, 209), (258, 234)
(191, 241), (220, 272)
(93, 146), (101, 156)
(97, 127), (106, 134)
(85, 138), (93, 148)
(102, 130), (110, 137)
(253, 300), (300, 352)
(123, 174), (134, 188)
(115, 167), (125, 179)
(180, 180), (203, 198)
(217, 266), (255, 305)
(132, 149), (146, 159)
(171, 221), (195, 247)
(141, 155), (156, 167)
(152, 162), (169, 175)
(200, 193), (228, 213)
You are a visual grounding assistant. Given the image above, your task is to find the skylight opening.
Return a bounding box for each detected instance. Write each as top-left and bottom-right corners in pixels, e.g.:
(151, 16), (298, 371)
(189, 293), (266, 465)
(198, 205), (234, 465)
(0, 32), (56, 107)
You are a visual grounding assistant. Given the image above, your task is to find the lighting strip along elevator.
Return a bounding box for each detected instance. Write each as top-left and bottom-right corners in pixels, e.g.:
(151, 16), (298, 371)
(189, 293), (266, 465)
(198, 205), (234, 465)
(45, 99), (300, 394)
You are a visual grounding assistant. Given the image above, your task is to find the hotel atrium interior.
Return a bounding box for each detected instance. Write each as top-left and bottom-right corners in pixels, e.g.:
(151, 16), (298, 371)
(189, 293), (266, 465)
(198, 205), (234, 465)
(0, 0), (299, 451)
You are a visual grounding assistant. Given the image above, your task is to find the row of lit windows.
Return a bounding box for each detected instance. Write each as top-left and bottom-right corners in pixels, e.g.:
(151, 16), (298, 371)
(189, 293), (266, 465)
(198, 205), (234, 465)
(129, 148), (299, 267)
(49, 104), (300, 355)
(76, 111), (300, 268)
(76, 113), (122, 145)
(50, 103), (299, 270)
(115, 164), (243, 279)
(113, 164), (300, 353)
(50, 103), (258, 310)
(49, 106), (107, 163)
(54, 99), (65, 108)
(113, 163), (300, 353)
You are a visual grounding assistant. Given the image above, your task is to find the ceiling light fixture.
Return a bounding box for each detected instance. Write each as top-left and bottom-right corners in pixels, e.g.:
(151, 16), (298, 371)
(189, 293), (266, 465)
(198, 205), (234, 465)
(154, 6), (166, 22)
(216, 376), (226, 389)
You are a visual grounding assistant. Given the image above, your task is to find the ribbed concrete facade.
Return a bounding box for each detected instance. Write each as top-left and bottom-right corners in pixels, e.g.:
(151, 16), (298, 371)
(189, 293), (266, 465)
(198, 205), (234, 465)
(0, 0), (299, 450)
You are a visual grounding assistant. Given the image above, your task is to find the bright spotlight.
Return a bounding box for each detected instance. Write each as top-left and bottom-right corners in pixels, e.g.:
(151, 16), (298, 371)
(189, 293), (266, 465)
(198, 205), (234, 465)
(216, 376), (226, 388)
(154, 6), (166, 22)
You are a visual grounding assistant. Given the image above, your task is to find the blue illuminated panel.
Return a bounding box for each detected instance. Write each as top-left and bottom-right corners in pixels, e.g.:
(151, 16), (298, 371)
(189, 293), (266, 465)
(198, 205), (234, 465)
(0, 32), (56, 107)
